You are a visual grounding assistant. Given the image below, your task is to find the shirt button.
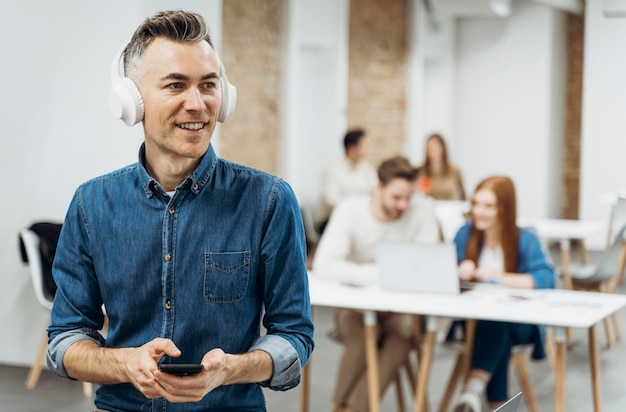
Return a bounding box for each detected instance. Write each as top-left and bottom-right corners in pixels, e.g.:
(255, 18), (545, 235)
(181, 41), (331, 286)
(165, 254), (172, 261)
(165, 300), (172, 309)
(169, 207), (176, 214)
(193, 183), (199, 191)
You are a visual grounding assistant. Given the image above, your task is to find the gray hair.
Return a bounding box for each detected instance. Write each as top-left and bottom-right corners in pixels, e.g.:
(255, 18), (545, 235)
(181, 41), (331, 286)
(123, 10), (214, 79)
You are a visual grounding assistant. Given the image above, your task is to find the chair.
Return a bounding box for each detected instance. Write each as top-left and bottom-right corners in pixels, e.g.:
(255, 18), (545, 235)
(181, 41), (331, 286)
(19, 225), (94, 397)
(605, 196), (626, 251)
(438, 343), (543, 412)
(569, 224), (626, 348)
(605, 196), (626, 286)
(296, 196), (321, 268)
(434, 200), (469, 243)
(324, 317), (424, 412)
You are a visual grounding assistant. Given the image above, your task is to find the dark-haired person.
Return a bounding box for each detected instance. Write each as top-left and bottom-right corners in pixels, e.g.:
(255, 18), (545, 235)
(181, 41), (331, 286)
(451, 176), (554, 412)
(313, 156), (439, 412)
(315, 129), (377, 234)
(416, 133), (466, 200)
(46, 10), (313, 412)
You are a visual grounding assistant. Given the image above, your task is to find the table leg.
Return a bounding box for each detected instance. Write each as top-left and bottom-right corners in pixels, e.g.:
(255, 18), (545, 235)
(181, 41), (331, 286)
(364, 310), (380, 412)
(300, 363), (310, 412)
(300, 306), (314, 412)
(553, 327), (567, 412)
(589, 324), (603, 412)
(413, 316), (438, 412)
(560, 240), (575, 345)
(560, 239), (573, 290)
(578, 239), (589, 265)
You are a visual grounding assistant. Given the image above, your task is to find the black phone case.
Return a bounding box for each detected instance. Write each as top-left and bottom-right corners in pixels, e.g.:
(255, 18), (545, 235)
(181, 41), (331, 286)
(159, 363), (203, 376)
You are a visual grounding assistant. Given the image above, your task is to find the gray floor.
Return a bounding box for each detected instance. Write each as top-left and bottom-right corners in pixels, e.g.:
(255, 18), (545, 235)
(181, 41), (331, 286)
(4, 247), (626, 411)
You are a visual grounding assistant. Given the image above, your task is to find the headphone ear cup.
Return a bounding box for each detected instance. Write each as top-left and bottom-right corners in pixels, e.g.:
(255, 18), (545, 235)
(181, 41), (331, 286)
(217, 59), (237, 123)
(109, 77), (144, 127)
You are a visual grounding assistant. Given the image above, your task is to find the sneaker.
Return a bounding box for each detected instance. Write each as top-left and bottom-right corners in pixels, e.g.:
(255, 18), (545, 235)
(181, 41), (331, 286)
(452, 388), (486, 412)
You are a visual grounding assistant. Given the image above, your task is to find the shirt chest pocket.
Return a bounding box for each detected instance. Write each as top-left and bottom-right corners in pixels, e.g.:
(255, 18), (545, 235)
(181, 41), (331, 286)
(204, 251), (251, 303)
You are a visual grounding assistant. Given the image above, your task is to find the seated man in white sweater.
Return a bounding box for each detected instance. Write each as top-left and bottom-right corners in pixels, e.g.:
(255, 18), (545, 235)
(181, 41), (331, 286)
(312, 155), (440, 412)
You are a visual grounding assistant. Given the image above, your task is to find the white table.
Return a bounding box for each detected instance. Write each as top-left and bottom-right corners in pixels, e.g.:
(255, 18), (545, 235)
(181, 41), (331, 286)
(302, 276), (626, 412)
(517, 218), (604, 289)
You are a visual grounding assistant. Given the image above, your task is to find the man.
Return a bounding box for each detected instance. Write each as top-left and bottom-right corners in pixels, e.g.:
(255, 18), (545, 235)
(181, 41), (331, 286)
(312, 156), (439, 412)
(315, 129), (377, 234)
(47, 10), (314, 412)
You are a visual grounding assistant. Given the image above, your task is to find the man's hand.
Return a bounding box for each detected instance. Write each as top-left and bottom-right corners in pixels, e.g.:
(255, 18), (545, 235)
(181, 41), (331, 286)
(124, 338), (182, 399)
(65, 339), (272, 404)
(152, 348), (227, 403)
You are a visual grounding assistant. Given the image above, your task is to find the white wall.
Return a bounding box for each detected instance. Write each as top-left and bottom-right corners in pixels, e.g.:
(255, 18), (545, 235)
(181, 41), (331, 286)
(451, 0), (566, 218)
(579, 0), (626, 249)
(282, 0), (349, 211)
(406, 0), (458, 166)
(0, 0), (222, 366)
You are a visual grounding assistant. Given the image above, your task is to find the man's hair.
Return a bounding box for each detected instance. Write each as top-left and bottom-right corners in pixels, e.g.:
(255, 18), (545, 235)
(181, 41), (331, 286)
(123, 10), (214, 79)
(343, 129), (365, 153)
(377, 156), (419, 186)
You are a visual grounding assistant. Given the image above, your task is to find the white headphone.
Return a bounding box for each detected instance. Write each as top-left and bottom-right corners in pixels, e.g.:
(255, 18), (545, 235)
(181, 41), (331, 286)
(109, 43), (237, 127)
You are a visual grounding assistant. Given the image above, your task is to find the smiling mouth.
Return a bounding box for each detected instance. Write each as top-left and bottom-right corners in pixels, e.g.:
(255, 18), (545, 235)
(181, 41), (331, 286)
(177, 122), (206, 131)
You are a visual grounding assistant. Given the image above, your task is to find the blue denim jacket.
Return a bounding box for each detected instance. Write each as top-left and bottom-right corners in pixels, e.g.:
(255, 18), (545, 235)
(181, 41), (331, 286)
(47, 144), (314, 412)
(453, 223), (555, 359)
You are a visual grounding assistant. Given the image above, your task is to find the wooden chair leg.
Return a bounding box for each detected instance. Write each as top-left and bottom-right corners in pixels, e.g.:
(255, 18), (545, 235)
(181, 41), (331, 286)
(438, 353), (464, 412)
(440, 349), (541, 412)
(610, 312), (622, 341)
(615, 242), (626, 286)
(603, 316), (614, 349)
(25, 330), (49, 390)
(510, 352), (539, 412)
(544, 327), (556, 373)
(395, 371), (407, 412)
(405, 357), (417, 392)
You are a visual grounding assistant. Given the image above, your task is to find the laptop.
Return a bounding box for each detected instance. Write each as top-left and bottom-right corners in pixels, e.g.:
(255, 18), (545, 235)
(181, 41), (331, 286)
(493, 392), (522, 411)
(376, 242), (460, 295)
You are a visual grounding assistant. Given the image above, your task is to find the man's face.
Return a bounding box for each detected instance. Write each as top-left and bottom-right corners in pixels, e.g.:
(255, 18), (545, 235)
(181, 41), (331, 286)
(376, 178), (415, 220)
(135, 37), (221, 160)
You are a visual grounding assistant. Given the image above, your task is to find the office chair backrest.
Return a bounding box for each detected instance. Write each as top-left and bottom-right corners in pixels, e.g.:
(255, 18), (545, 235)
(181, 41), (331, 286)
(19, 223), (62, 310)
(594, 224), (626, 282)
(608, 196), (626, 247)
(20, 229), (54, 310)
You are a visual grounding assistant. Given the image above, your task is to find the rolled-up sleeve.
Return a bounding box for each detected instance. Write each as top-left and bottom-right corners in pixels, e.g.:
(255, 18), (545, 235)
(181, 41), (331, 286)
(250, 335), (301, 390)
(46, 328), (105, 379)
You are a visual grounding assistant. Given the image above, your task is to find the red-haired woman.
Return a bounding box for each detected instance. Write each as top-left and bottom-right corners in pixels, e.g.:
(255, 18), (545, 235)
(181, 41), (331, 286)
(451, 176), (555, 412)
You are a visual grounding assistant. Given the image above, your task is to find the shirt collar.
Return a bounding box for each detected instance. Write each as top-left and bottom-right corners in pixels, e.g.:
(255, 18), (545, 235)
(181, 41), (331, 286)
(137, 143), (218, 198)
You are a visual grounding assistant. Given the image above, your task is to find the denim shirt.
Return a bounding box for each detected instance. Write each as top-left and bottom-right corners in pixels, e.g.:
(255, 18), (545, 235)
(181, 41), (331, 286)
(47, 144), (314, 412)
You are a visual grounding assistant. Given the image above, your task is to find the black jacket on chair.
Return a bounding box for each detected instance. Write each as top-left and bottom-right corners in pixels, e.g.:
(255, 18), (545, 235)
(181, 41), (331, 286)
(19, 222), (63, 302)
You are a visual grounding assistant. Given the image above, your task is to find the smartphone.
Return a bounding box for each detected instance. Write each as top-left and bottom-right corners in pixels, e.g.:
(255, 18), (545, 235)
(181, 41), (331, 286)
(159, 363), (204, 376)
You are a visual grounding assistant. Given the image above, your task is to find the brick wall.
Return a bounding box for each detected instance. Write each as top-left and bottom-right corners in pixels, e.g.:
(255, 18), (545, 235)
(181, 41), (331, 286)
(219, 2), (583, 216)
(562, 13), (584, 219)
(221, 0), (285, 175)
(348, 0), (410, 168)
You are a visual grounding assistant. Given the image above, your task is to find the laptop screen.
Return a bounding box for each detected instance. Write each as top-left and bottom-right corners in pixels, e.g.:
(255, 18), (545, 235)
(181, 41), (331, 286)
(376, 242), (460, 295)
